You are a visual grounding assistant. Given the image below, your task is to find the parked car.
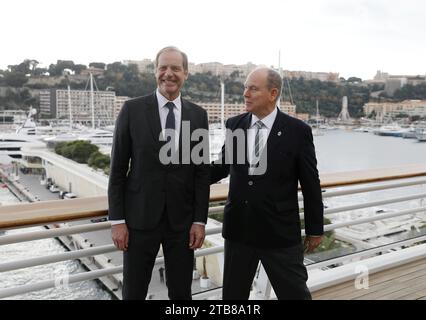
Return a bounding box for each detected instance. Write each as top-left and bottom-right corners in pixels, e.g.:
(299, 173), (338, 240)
(64, 193), (77, 199)
(45, 178), (53, 189)
(59, 190), (67, 199)
(49, 185), (60, 193)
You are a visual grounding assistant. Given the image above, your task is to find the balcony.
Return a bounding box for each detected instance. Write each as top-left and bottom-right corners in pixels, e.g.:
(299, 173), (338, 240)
(1, 163), (426, 300)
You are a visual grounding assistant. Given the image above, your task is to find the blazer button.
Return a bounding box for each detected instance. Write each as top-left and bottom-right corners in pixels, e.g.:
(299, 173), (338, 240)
(244, 200), (248, 204)
(248, 181), (253, 186)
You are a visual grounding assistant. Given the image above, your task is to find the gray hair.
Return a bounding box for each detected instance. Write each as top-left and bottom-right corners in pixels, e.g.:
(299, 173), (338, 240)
(155, 46), (188, 72)
(266, 68), (282, 99)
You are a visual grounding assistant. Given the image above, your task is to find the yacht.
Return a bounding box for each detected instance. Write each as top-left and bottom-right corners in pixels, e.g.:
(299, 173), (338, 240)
(373, 124), (404, 137)
(415, 128), (426, 142)
(78, 129), (113, 146)
(0, 108), (47, 156)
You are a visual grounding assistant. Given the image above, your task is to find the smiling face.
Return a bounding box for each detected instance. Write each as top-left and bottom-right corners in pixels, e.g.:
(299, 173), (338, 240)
(155, 49), (188, 101)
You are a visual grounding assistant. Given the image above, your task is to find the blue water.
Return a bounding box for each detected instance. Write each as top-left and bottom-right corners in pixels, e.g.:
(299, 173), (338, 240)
(0, 187), (113, 300)
(314, 129), (426, 173)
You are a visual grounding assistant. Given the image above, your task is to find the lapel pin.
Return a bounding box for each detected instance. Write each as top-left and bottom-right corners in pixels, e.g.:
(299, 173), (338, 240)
(277, 131), (282, 136)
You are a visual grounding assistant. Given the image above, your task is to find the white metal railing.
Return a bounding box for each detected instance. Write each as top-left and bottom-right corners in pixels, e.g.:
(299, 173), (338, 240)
(304, 177), (426, 200)
(1, 176), (426, 299)
(306, 234), (426, 271)
(211, 178), (426, 219)
(0, 222), (111, 246)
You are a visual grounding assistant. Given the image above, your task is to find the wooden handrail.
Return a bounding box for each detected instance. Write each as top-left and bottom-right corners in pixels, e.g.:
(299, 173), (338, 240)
(1, 163), (426, 229)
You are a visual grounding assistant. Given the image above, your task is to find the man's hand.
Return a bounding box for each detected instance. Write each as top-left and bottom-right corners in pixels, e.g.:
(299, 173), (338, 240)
(189, 224), (205, 250)
(304, 235), (323, 253)
(111, 223), (129, 251)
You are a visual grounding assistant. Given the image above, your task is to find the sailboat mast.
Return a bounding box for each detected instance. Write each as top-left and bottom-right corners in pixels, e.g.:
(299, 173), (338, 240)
(316, 99), (319, 128)
(278, 50), (281, 108)
(67, 84), (72, 131)
(220, 80), (225, 134)
(90, 73), (95, 129)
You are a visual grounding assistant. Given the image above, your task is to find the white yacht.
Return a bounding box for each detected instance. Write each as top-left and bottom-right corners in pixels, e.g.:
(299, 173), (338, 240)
(78, 129), (113, 146)
(415, 128), (426, 142)
(373, 124), (404, 137)
(0, 108), (47, 155)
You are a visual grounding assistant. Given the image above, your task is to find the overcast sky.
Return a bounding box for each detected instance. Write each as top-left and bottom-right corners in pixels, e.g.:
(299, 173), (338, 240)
(1, 0), (425, 80)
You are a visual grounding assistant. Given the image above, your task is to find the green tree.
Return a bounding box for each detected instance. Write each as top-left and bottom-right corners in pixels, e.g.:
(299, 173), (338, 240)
(70, 140), (99, 163)
(53, 140), (99, 163)
(88, 151), (110, 169)
(73, 64), (87, 75)
(89, 62), (106, 70)
(394, 83), (426, 101)
(3, 72), (28, 87)
(347, 77), (362, 83)
(48, 60), (75, 76)
(33, 67), (48, 76)
(54, 142), (67, 155)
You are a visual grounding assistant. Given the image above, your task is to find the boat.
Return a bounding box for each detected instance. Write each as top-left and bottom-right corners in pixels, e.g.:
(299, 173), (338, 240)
(415, 128), (426, 142)
(78, 129), (113, 146)
(0, 108), (47, 155)
(373, 124), (405, 137)
(353, 127), (372, 133)
(401, 127), (417, 139)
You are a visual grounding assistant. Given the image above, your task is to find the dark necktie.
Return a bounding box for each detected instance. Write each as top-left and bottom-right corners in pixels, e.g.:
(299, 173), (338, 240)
(165, 102), (176, 157)
(165, 101), (175, 134)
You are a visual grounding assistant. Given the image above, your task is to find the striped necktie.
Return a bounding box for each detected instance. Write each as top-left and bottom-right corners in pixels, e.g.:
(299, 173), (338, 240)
(254, 120), (265, 158)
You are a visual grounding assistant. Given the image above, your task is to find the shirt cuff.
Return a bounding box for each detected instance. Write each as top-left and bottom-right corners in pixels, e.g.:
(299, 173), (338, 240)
(110, 219), (126, 225)
(193, 222), (206, 226)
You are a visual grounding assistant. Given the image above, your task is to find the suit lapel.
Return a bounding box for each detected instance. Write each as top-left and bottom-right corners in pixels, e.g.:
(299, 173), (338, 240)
(180, 98), (191, 151)
(252, 109), (286, 177)
(239, 113), (251, 168)
(146, 92), (163, 146)
(266, 109), (286, 153)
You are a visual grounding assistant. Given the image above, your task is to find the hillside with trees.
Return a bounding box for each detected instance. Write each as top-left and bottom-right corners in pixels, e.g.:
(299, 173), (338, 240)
(0, 59), (380, 118)
(393, 83), (426, 101)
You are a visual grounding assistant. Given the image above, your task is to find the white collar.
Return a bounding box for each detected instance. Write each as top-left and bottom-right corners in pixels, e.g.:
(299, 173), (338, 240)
(156, 88), (182, 111)
(250, 107), (278, 129)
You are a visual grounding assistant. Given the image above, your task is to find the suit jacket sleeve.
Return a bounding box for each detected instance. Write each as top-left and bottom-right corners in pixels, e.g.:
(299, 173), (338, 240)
(193, 110), (210, 224)
(108, 102), (131, 221)
(298, 125), (324, 236)
(210, 119), (230, 184)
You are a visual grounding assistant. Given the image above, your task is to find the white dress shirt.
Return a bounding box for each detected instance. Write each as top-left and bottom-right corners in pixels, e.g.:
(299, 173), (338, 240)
(247, 107), (277, 174)
(156, 89), (181, 149)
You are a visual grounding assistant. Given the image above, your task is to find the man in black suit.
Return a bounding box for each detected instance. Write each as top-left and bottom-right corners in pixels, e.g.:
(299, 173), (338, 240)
(211, 67), (324, 300)
(108, 47), (210, 300)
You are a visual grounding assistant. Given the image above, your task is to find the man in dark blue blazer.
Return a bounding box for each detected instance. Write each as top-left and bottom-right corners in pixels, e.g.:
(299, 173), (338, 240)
(108, 47), (210, 300)
(211, 67), (324, 300)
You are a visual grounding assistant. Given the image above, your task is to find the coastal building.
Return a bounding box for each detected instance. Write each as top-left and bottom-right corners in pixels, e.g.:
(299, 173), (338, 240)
(199, 101), (296, 123)
(283, 70), (340, 83)
(363, 100), (426, 120)
(113, 96), (130, 119)
(372, 70), (426, 96)
(39, 89), (116, 124)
